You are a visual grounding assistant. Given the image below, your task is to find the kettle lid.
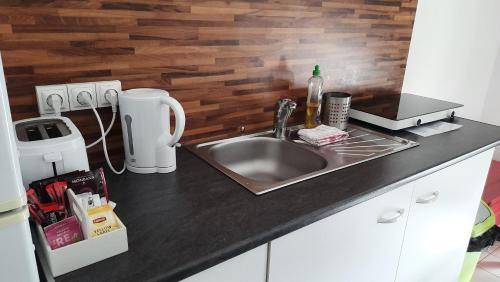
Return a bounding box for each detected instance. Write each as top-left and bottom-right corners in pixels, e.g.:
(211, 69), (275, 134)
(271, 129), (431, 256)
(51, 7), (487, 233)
(122, 88), (170, 99)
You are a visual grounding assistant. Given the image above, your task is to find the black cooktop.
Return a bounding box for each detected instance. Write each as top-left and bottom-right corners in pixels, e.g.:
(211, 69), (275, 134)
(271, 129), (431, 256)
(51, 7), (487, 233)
(351, 93), (463, 121)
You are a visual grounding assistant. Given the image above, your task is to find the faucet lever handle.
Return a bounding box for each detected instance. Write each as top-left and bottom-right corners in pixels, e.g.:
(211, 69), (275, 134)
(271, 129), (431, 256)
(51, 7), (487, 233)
(276, 98), (292, 110)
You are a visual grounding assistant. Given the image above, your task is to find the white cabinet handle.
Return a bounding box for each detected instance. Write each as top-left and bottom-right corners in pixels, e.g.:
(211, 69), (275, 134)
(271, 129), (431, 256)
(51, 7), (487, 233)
(377, 209), (405, 224)
(416, 191), (439, 204)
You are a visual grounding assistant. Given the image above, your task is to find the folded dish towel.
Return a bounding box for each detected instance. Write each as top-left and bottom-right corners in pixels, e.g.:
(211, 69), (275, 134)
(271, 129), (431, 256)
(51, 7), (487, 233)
(298, 125), (349, 146)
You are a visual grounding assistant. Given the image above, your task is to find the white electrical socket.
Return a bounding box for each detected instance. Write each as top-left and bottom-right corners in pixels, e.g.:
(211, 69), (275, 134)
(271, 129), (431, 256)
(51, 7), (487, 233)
(95, 80), (122, 108)
(67, 82), (97, 111)
(35, 84), (70, 115)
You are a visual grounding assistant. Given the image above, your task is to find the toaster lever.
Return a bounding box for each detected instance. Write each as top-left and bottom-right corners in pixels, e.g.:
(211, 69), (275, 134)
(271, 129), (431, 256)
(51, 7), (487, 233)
(43, 152), (62, 163)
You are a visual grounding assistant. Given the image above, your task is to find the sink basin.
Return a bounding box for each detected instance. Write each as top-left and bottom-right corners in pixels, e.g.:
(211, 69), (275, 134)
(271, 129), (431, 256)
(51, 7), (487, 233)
(187, 124), (418, 195)
(208, 137), (327, 183)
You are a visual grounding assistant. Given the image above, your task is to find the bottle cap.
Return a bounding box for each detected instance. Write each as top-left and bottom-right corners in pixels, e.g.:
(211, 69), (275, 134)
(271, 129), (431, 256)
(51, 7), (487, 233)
(312, 65), (320, 76)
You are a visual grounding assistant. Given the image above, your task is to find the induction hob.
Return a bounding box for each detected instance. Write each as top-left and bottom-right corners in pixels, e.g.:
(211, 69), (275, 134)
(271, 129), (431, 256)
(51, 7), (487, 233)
(349, 93), (463, 130)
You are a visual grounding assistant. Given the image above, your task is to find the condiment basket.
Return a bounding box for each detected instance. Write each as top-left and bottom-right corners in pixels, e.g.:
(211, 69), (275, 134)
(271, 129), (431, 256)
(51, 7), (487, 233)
(36, 189), (128, 277)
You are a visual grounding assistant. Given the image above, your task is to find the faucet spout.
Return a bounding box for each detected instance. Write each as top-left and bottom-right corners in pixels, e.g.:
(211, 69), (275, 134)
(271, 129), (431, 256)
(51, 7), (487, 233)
(273, 98), (297, 138)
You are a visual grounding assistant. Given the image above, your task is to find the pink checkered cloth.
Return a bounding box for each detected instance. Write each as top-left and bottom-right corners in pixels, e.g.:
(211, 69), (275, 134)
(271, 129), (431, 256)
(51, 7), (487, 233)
(298, 125), (349, 146)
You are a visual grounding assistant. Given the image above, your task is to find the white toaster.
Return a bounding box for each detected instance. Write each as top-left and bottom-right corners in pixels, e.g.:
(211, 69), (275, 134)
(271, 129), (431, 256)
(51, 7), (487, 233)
(13, 116), (89, 187)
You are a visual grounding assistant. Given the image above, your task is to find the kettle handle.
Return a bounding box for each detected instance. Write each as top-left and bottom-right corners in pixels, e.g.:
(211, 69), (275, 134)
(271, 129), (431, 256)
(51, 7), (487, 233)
(159, 96), (185, 147)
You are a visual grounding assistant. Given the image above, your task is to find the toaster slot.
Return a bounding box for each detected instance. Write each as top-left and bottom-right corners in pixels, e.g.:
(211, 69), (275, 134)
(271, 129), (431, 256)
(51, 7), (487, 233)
(25, 126), (43, 141)
(44, 123), (63, 139)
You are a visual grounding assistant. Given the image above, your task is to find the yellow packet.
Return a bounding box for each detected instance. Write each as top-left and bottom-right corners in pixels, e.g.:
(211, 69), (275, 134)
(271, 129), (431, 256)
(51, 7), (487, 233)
(86, 204), (120, 237)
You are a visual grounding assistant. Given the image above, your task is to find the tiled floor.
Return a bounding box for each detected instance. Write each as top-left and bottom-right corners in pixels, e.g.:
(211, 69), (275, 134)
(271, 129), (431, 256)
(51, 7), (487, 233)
(473, 242), (500, 281)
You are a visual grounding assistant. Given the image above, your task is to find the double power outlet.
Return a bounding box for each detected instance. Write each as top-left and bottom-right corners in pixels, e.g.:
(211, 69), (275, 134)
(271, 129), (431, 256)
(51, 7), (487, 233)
(35, 80), (122, 115)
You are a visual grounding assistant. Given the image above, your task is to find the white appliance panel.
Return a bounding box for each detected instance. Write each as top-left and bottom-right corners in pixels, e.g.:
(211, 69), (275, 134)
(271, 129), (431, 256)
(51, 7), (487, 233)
(349, 108), (457, 130)
(0, 52), (40, 282)
(0, 52), (26, 212)
(0, 207), (40, 282)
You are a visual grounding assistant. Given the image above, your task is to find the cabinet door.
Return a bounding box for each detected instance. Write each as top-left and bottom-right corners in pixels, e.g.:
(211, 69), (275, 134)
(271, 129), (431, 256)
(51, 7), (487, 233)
(269, 183), (414, 282)
(181, 244), (267, 282)
(396, 150), (494, 282)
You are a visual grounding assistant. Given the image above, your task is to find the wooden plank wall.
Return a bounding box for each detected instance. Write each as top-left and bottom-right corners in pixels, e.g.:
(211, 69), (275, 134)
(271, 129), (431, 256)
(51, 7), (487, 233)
(0, 0), (417, 163)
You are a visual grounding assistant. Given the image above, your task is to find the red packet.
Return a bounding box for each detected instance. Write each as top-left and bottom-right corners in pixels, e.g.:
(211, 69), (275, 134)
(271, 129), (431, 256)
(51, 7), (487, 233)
(43, 216), (84, 250)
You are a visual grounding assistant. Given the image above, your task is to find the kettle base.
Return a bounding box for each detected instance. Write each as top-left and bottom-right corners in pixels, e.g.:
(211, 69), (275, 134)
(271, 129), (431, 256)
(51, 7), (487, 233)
(126, 164), (176, 174)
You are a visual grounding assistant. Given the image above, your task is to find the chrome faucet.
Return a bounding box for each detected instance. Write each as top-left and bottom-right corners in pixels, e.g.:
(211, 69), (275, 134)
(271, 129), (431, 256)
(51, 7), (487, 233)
(273, 98), (297, 138)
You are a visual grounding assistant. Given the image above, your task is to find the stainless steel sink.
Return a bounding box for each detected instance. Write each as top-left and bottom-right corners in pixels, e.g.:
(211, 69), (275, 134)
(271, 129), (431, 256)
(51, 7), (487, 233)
(187, 124), (418, 195)
(208, 137), (328, 183)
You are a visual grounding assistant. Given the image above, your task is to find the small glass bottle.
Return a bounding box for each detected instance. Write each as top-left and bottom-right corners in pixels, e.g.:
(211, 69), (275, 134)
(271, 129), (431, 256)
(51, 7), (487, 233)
(305, 65), (324, 128)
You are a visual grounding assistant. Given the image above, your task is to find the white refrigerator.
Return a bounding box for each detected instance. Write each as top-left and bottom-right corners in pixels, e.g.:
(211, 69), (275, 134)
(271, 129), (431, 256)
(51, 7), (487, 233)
(0, 52), (40, 281)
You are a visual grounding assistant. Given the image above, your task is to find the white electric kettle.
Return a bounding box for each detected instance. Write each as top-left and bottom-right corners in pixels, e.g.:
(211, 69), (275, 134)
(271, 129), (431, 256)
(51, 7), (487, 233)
(118, 88), (185, 173)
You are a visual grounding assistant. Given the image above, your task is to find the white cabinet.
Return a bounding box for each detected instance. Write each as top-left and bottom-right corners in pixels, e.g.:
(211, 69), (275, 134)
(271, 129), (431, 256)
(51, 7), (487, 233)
(181, 150), (494, 282)
(268, 183), (414, 282)
(181, 244), (267, 282)
(396, 150), (494, 282)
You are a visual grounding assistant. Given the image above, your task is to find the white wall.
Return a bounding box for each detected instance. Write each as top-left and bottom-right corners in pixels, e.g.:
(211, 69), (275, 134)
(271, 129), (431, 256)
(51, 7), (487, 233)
(482, 46), (500, 160)
(403, 0), (500, 160)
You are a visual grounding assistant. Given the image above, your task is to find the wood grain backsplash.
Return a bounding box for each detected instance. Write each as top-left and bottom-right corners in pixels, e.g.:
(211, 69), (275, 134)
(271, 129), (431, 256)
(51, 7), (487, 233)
(0, 0), (417, 163)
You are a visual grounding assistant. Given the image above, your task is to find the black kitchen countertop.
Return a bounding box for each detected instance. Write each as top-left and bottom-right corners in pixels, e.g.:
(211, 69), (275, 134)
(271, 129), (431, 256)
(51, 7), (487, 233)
(46, 118), (500, 282)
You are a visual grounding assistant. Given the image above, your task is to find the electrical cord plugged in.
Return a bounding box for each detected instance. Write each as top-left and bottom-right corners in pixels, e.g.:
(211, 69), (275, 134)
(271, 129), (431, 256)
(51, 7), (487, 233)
(76, 91), (93, 106)
(81, 94), (126, 175)
(85, 112), (116, 149)
(86, 89), (120, 149)
(104, 89), (119, 113)
(47, 94), (63, 116)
